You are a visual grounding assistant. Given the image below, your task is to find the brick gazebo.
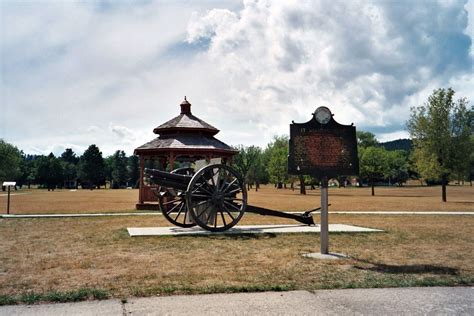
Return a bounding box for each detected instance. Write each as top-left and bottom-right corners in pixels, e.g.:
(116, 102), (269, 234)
(134, 97), (238, 210)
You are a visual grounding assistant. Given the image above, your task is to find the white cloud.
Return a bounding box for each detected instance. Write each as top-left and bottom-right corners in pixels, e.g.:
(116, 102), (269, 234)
(109, 123), (136, 143)
(86, 126), (101, 133)
(377, 131), (410, 143)
(186, 0), (473, 142)
(0, 0), (472, 157)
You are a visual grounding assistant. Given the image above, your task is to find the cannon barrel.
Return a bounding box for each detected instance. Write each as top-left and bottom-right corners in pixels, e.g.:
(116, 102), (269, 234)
(144, 168), (191, 191)
(246, 205), (315, 226)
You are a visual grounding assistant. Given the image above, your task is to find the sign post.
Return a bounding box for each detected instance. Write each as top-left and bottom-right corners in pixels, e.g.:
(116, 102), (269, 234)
(3, 182), (16, 214)
(320, 176), (329, 254)
(288, 107), (358, 255)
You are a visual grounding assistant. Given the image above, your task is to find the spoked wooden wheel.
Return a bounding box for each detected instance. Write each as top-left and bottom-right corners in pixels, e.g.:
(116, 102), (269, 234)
(159, 167), (196, 228)
(186, 164), (247, 232)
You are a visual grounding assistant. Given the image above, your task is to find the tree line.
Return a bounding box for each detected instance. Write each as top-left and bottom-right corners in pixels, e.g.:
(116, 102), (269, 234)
(0, 144), (140, 190)
(233, 132), (418, 197)
(235, 88), (473, 201)
(1, 88), (472, 201)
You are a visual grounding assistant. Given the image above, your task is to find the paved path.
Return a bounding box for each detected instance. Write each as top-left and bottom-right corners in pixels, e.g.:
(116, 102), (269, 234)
(0, 193), (29, 197)
(1, 211), (473, 218)
(0, 213), (159, 218)
(1, 287), (472, 315)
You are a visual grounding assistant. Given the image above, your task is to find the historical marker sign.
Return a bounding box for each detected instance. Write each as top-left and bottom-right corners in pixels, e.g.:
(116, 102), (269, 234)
(289, 106), (358, 256)
(288, 106), (359, 178)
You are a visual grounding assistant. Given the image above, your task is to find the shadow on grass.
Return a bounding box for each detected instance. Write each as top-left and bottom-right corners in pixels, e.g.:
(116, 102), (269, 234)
(354, 261), (459, 275)
(361, 194), (432, 198)
(175, 233), (278, 240)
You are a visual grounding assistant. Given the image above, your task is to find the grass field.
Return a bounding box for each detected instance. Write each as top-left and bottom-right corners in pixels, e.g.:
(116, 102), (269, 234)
(1, 184), (473, 214)
(0, 185), (473, 304)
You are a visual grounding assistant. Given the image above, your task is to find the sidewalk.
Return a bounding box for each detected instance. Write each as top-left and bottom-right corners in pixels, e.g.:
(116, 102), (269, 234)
(1, 287), (472, 315)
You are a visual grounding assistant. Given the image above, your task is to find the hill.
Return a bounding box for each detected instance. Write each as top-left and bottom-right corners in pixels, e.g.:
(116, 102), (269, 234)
(379, 139), (413, 151)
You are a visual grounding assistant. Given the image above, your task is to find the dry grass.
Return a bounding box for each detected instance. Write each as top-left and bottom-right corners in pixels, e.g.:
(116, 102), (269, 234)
(248, 185), (474, 212)
(0, 214), (473, 299)
(0, 189), (138, 214)
(1, 185), (473, 214)
(0, 185), (473, 302)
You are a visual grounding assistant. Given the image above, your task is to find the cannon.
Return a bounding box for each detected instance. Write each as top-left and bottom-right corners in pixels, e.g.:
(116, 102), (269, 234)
(145, 164), (318, 232)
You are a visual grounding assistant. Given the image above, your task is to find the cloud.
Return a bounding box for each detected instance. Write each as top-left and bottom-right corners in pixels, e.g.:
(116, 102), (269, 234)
(109, 123), (136, 143)
(186, 0), (473, 138)
(1, 0), (472, 157)
(1, 1), (220, 155)
(377, 131), (410, 143)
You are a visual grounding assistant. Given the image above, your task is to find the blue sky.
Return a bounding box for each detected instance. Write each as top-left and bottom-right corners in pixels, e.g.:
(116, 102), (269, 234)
(1, 0), (473, 156)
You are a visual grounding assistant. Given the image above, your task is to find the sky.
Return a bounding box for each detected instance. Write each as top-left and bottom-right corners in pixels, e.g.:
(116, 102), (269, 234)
(1, 0), (473, 157)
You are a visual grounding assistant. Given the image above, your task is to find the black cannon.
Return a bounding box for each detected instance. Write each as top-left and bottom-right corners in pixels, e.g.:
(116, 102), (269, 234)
(145, 164), (318, 232)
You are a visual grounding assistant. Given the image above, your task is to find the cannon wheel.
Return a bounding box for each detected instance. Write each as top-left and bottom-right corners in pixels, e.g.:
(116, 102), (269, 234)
(186, 164), (247, 232)
(158, 167), (197, 228)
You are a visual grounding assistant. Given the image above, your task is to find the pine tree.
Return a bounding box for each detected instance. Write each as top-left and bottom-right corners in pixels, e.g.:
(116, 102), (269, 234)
(79, 145), (106, 189)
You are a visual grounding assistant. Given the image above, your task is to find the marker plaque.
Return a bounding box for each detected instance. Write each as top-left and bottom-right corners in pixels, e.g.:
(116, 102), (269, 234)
(288, 107), (359, 178)
(289, 106), (359, 255)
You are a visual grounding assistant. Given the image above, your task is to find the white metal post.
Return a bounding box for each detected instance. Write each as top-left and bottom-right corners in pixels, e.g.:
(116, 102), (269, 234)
(7, 185), (11, 214)
(320, 176), (329, 254)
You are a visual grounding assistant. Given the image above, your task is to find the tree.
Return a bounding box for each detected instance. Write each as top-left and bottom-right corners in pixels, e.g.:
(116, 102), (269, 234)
(469, 136), (474, 186)
(266, 135), (289, 188)
(0, 140), (22, 190)
(359, 146), (388, 196)
(79, 145), (106, 189)
(110, 150), (128, 188)
(128, 155), (140, 188)
(385, 150), (409, 186)
(19, 154), (40, 189)
(298, 174), (306, 195)
(60, 148), (79, 189)
(35, 153), (64, 190)
(357, 131), (378, 148)
(61, 148), (79, 164)
(104, 155), (114, 188)
(407, 88), (471, 202)
(233, 145), (262, 190)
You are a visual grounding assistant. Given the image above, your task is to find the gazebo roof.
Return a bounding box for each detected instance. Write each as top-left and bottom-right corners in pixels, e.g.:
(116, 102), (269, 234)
(134, 97), (237, 156)
(153, 97), (219, 136)
(134, 134), (236, 154)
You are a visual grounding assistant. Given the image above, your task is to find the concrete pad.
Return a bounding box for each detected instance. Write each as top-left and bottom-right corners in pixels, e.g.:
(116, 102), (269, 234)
(310, 287), (474, 315)
(122, 288), (474, 315)
(302, 252), (349, 260)
(126, 291), (315, 315)
(0, 299), (123, 316)
(127, 224), (383, 236)
(1, 288), (472, 315)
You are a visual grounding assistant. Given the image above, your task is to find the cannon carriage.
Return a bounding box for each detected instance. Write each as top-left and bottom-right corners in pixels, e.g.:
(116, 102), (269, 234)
(145, 164), (317, 232)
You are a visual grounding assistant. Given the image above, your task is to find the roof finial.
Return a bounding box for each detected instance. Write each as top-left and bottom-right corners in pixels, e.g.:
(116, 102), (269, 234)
(180, 96), (191, 114)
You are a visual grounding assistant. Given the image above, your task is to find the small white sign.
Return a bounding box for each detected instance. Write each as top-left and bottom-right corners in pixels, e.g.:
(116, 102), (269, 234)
(2, 182), (16, 186)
